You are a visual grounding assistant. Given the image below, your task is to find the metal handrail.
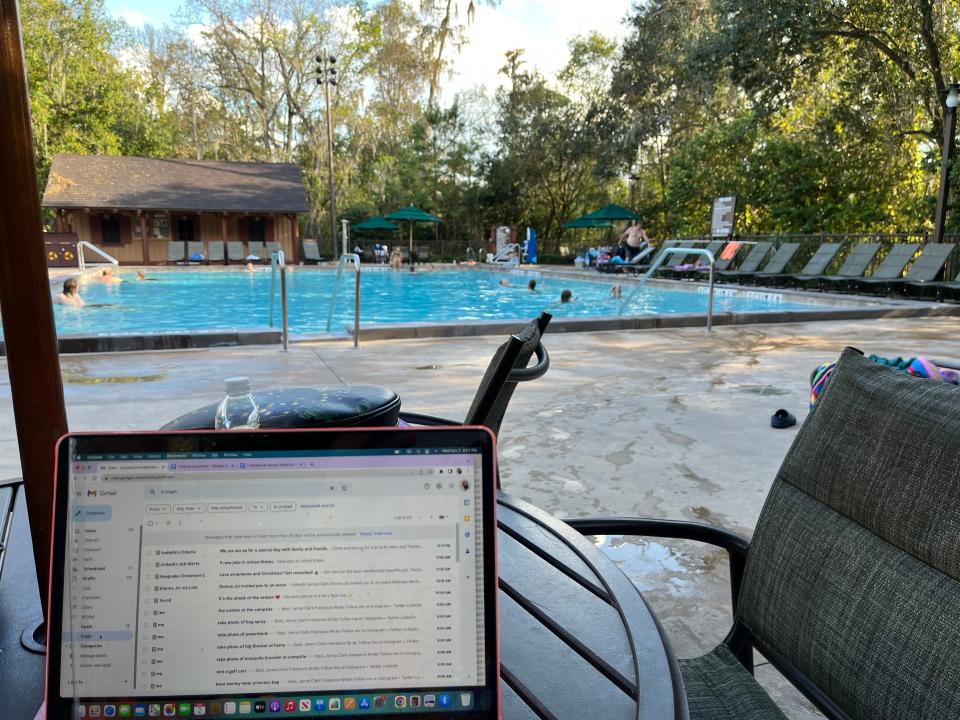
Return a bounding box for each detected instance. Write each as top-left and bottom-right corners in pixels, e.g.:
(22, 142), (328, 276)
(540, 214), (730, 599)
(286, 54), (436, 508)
(325, 253), (361, 348)
(76, 241), (119, 271)
(268, 250), (289, 351)
(490, 243), (521, 263)
(619, 247), (716, 332)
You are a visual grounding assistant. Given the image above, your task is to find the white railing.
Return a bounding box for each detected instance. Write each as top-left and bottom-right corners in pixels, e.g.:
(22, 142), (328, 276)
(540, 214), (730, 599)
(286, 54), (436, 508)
(619, 247), (716, 332)
(76, 241), (119, 271)
(489, 243), (521, 263)
(325, 253), (361, 348)
(268, 250), (289, 351)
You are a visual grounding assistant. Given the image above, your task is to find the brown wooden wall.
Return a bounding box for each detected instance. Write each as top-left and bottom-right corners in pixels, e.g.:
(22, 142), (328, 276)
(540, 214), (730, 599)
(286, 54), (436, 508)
(62, 210), (298, 264)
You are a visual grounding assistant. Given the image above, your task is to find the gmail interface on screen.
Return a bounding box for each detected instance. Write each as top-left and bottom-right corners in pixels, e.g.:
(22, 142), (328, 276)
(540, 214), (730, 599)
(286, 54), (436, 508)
(62, 448), (486, 700)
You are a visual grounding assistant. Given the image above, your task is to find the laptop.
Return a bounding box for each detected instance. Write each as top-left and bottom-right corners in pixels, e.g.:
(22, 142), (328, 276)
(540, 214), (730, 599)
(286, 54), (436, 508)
(46, 427), (500, 719)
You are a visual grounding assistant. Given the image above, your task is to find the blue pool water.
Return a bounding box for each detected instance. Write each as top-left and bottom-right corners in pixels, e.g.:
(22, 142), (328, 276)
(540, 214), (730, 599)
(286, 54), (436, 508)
(51, 268), (818, 336)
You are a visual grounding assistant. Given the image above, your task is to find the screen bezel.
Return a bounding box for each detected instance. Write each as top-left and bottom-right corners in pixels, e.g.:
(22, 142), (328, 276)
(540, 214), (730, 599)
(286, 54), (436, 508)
(46, 427), (499, 720)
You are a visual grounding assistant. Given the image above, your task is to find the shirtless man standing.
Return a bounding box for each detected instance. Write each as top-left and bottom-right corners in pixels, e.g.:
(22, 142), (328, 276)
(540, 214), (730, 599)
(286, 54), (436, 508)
(618, 221), (651, 261)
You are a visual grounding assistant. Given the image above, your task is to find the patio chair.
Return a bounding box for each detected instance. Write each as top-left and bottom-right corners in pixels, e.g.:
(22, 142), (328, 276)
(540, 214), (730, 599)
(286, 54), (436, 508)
(567, 347), (960, 719)
(207, 240), (225, 265)
(302, 239), (321, 264)
(849, 242), (955, 296)
(798, 241), (881, 291)
(739, 242), (801, 284)
(822, 242), (918, 293)
(266, 241), (282, 260)
(659, 240), (725, 280)
(908, 268), (960, 301)
(185, 240), (205, 264)
(227, 241), (245, 264)
(623, 240), (688, 275)
(596, 243), (658, 273)
(756, 242), (842, 287)
(247, 240), (266, 262)
(166, 240), (185, 265)
(715, 241), (772, 282)
(415, 246), (431, 263)
(399, 312), (551, 486)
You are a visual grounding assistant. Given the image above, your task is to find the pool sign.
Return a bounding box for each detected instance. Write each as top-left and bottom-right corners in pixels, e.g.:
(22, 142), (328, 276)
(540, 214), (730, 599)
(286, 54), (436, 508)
(710, 196), (737, 237)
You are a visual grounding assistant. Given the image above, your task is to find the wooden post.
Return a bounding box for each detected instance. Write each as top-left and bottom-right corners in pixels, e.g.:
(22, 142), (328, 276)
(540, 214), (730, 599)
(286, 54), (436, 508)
(289, 213), (299, 264)
(0, 0), (69, 616)
(139, 211), (150, 265)
(55, 208), (64, 232)
(221, 213), (228, 246)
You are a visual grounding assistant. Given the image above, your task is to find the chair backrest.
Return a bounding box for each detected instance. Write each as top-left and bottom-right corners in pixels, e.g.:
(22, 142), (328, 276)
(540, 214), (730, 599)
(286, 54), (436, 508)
(187, 240), (204, 257)
(302, 240), (320, 260)
(463, 312), (551, 437)
(227, 241), (244, 261)
(167, 240), (185, 261)
(208, 240), (225, 262)
(834, 242), (881, 277)
(644, 240), (677, 267)
(713, 242), (742, 271)
(737, 348), (960, 719)
(248, 240), (265, 257)
(868, 242), (920, 279)
(758, 242), (800, 274)
(904, 243), (955, 281)
(797, 243), (841, 275)
(735, 242), (772, 273)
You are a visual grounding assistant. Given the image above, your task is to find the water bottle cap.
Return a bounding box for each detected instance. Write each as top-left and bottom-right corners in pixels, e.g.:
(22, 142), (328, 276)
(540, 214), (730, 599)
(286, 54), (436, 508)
(224, 377), (252, 394)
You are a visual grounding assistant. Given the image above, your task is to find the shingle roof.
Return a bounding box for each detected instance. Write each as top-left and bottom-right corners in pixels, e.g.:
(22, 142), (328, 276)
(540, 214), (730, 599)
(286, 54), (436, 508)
(42, 154), (309, 214)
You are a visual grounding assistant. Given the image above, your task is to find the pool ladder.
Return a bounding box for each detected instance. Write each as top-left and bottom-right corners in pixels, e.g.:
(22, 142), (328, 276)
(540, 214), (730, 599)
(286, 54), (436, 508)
(325, 253), (361, 348)
(76, 241), (119, 272)
(618, 247), (716, 332)
(268, 250), (289, 351)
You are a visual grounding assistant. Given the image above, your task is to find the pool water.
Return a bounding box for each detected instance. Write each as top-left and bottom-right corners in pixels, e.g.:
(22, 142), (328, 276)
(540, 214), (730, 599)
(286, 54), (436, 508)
(51, 268), (817, 336)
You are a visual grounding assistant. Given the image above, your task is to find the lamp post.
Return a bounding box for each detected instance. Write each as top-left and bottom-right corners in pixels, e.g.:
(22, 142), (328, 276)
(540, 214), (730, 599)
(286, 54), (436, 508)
(629, 174), (640, 213)
(933, 82), (960, 245)
(316, 55), (338, 257)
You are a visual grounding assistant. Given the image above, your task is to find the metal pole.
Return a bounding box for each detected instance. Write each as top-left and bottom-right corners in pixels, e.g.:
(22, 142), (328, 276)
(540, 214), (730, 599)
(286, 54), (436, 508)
(353, 263), (361, 349)
(268, 255), (276, 327)
(0, 0), (69, 616)
(933, 102), (957, 245)
(280, 266), (289, 352)
(342, 218), (349, 257)
(408, 223), (415, 273)
(323, 77), (337, 258)
(706, 262), (715, 333)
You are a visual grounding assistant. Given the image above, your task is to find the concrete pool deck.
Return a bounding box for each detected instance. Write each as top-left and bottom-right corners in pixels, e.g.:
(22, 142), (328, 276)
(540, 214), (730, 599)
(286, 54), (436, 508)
(2, 315), (959, 717)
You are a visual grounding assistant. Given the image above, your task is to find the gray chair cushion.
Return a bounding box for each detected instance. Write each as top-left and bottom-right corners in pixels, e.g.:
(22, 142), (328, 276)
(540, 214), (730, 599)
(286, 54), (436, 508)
(737, 347), (960, 719)
(679, 646), (786, 720)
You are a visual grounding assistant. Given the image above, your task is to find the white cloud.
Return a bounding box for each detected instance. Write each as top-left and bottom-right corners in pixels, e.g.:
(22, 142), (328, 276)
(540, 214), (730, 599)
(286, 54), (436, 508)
(116, 6), (148, 27)
(440, 0), (634, 100)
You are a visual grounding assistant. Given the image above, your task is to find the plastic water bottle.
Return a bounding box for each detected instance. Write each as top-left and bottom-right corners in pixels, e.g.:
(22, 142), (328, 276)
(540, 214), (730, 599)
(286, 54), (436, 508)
(215, 377), (260, 430)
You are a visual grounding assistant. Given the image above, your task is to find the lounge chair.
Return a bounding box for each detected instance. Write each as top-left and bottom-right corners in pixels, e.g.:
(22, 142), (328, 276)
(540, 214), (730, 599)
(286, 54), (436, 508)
(596, 243), (657, 273)
(754, 242), (842, 287)
(826, 242), (919, 293)
(715, 241), (772, 282)
(739, 242), (801, 284)
(850, 243), (955, 296)
(247, 240), (266, 262)
(797, 241), (881, 290)
(227, 241), (245, 264)
(659, 240), (725, 280)
(567, 348), (960, 719)
(207, 240), (225, 265)
(909, 268), (960, 301)
(166, 240), (185, 265)
(302, 239), (321, 264)
(415, 246), (431, 263)
(399, 312), (551, 487)
(185, 240), (205, 264)
(623, 240), (688, 275)
(266, 241), (282, 260)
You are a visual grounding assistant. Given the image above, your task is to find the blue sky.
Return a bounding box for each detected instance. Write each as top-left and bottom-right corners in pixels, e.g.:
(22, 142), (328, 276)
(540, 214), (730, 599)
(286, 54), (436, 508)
(104, 0), (635, 93)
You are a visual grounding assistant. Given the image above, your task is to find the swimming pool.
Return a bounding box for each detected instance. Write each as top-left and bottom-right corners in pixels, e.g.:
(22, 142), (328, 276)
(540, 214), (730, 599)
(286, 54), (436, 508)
(50, 267), (821, 337)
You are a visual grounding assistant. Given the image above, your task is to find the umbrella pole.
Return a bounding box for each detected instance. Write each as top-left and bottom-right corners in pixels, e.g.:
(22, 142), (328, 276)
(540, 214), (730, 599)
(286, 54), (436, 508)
(408, 223), (414, 273)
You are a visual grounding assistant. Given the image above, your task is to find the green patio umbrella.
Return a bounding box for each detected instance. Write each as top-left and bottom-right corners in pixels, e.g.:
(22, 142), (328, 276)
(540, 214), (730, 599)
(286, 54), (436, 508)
(583, 203), (642, 222)
(353, 216), (399, 232)
(384, 206), (442, 272)
(562, 216), (615, 229)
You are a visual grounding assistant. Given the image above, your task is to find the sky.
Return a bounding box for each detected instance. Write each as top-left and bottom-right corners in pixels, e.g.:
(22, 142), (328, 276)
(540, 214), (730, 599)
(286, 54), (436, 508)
(104, 0), (636, 95)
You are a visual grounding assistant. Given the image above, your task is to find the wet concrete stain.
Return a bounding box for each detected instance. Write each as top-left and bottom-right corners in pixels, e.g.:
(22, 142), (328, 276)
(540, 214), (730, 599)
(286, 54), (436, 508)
(62, 372), (164, 384)
(736, 384), (790, 396)
(603, 441), (638, 468)
(676, 463), (721, 493)
(655, 423), (696, 447)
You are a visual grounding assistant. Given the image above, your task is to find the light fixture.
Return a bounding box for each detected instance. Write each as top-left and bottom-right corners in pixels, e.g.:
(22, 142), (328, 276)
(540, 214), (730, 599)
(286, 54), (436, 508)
(946, 82), (960, 109)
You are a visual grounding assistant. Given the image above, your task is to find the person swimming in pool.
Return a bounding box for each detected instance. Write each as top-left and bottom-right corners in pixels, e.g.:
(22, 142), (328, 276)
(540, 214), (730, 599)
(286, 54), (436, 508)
(560, 289), (573, 303)
(100, 267), (122, 284)
(499, 278), (511, 287)
(53, 278), (84, 307)
(527, 279), (538, 292)
(610, 284), (622, 298)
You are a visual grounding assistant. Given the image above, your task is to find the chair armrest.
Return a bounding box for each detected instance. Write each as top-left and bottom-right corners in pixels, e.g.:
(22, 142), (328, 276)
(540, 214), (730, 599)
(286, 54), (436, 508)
(565, 516), (750, 616)
(398, 412), (462, 427)
(508, 342), (549, 382)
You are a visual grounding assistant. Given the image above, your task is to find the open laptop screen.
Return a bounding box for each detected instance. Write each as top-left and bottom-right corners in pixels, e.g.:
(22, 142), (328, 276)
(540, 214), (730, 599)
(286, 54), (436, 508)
(50, 429), (498, 719)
